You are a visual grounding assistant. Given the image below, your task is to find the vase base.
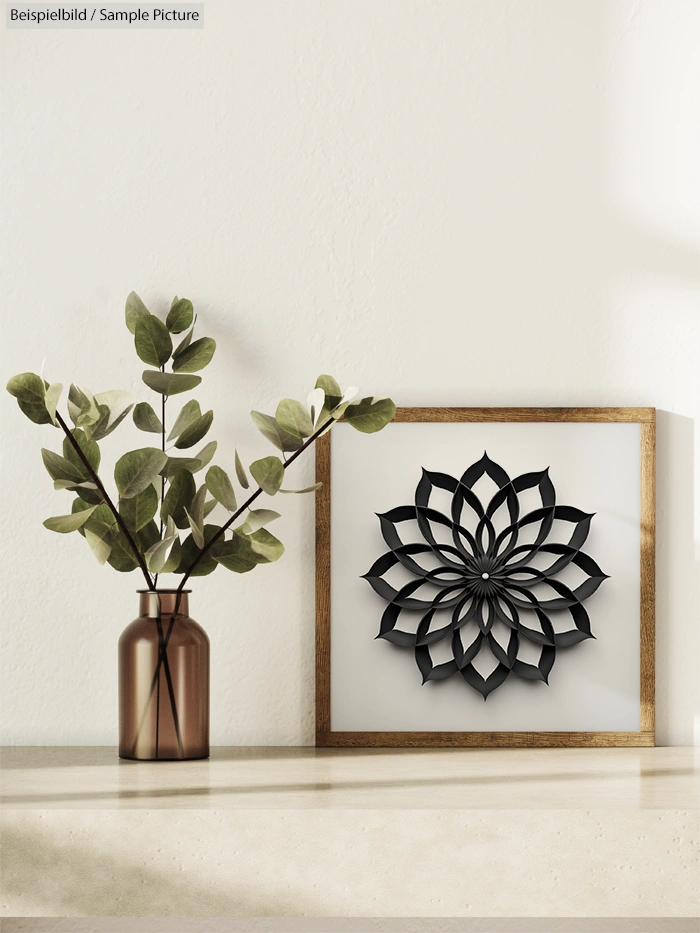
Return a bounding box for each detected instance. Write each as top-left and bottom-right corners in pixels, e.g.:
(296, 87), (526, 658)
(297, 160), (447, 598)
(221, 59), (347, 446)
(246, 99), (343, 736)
(119, 752), (210, 762)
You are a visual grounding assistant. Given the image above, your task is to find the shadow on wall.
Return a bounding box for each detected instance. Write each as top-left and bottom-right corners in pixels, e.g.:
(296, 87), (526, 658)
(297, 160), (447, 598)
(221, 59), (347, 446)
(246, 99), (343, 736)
(655, 412), (698, 746)
(0, 823), (315, 917)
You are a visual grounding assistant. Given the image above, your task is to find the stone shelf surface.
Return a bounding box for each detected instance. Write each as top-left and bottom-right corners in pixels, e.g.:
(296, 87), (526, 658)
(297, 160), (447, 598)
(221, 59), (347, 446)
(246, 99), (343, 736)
(1, 747), (698, 922)
(1, 920), (699, 933)
(2, 746), (698, 810)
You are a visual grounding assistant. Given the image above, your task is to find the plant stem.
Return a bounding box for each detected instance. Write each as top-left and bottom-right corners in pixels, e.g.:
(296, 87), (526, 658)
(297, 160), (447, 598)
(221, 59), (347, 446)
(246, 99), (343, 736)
(154, 606), (184, 756)
(55, 411), (154, 591)
(154, 376), (167, 589)
(57, 412), (181, 756)
(144, 420), (332, 719)
(130, 595), (184, 758)
(179, 420), (330, 584)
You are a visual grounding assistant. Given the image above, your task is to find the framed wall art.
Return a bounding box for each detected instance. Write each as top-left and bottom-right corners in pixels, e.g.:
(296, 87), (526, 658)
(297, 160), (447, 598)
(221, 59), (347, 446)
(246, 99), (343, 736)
(315, 408), (655, 747)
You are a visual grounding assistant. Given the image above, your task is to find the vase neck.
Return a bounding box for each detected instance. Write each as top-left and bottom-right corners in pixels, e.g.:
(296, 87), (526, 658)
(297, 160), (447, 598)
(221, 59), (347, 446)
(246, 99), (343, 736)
(138, 590), (190, 618)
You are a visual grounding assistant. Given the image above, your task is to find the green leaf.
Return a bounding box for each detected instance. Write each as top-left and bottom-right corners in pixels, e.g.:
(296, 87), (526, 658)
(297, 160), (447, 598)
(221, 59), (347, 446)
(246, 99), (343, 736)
(250, 411), (302, 453)
(125, 291), (150, 334)
(43, 506), (97, 533)
(17, 396), (53, 425)
(6, 373), (52, 425)
(53, 479), (97, 493)
(210, 535), (257, 574)
(133, 402), (163, 434)
(79, 389), (134, 441)
(107, 530), (139, 572)
(142, 371), (201, 397)
(86, 391), (134, 441)
(185, 486), (207, 548)
(84, 502), (117, 533)
(174, 410), (213, 450)
(172, 337), (216, 373)
(166, 298), (194, 334)
(245, 527), (284, 563)
(203, 498), (218, 519)
(115, 448), (168, 499)
(307, 387), (325, 428)
(85, 525), (113, 565)
(275, 398), (314, 438)
(315, 374), (342, 407)
(42, 448), (84, 484)
(279, 482), (323, 494)
(314, 375), (344, 425)
(160, 537), (183, 573)
(343, 396), (397, 434)
(72, 496), (97, 535)
(53, 479), (97, 496)
(191, 487), (206, 529)
(94, 404), (133, 441)
(315, 374), (342, 397)
(325, 386), (358, 424)
(145, 531), (180, 573)
(160, 447), (214, 478)
(184, 512), (203, 548)
(239, 508), (280, 533)
(329, 400), (351, 422)
(167, 400), (201, 441)
(119, 484), (159, 533)
(72, 487), (103, 506)
(235, 449), (249, 488)
(63, 428), (100, 475)
(161, 468), (196, 528)
(205, 465), (237, 511)
(249, 456), (284, 495)
(83, 404), (111, 441)
(160, 455), (202, 479)
(67, 384), (100, 428)
(192, 441), (217, 471)
(173, 322), (196, 358)
(135, 315), (173, 367)
(44, 383), (63, 425)
(7, 372), (45, 401)
(175, 524), (222, 576)
(57, 444), (103, 501)
(137, 519), (161, 553)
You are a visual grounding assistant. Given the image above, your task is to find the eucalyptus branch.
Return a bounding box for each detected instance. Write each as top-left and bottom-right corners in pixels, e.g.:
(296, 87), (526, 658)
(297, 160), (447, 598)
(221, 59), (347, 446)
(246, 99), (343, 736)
(55, 411), (154, 590)
(7, 290), (396, 762)
(144, 420), (333, 720)
(130, 595), (184, 758)
(179, 419), (329, 585)
(153, 370), (167, 589)
(154, 609), (184, 756)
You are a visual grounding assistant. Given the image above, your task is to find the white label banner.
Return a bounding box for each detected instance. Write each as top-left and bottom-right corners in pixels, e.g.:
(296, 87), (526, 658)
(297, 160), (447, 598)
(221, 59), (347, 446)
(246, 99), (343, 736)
(5, 3), (204, 29)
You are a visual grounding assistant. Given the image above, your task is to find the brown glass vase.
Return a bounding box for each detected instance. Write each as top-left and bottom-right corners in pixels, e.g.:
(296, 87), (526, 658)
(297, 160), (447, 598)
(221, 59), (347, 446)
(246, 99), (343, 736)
(119, 590), (209, 761)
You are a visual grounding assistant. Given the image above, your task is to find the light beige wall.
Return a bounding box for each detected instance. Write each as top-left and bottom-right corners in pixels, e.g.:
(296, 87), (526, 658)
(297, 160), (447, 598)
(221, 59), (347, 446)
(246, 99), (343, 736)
(1, 1), (698, 745)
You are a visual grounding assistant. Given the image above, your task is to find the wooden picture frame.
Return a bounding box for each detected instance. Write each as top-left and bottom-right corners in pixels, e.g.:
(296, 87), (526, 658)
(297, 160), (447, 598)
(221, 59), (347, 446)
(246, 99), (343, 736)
(315, 407), (655, 748)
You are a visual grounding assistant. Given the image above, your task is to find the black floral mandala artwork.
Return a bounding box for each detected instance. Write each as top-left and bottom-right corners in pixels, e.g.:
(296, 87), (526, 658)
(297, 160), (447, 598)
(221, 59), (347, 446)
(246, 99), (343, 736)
(362, 454), (609, 699)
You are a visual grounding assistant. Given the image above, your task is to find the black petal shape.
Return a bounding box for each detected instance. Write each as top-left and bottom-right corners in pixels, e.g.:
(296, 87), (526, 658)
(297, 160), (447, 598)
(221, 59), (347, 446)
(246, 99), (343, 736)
(363, 454), (609, 698)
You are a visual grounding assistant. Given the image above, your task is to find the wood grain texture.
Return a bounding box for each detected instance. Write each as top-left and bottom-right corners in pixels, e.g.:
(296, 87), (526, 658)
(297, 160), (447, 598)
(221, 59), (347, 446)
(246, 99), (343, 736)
(317, 732), (656, 748)
(639, 419), (656, 737)
(392, 407), (656, 423)
(315, 432), (332, 735)
(315, 407), (656, 748)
